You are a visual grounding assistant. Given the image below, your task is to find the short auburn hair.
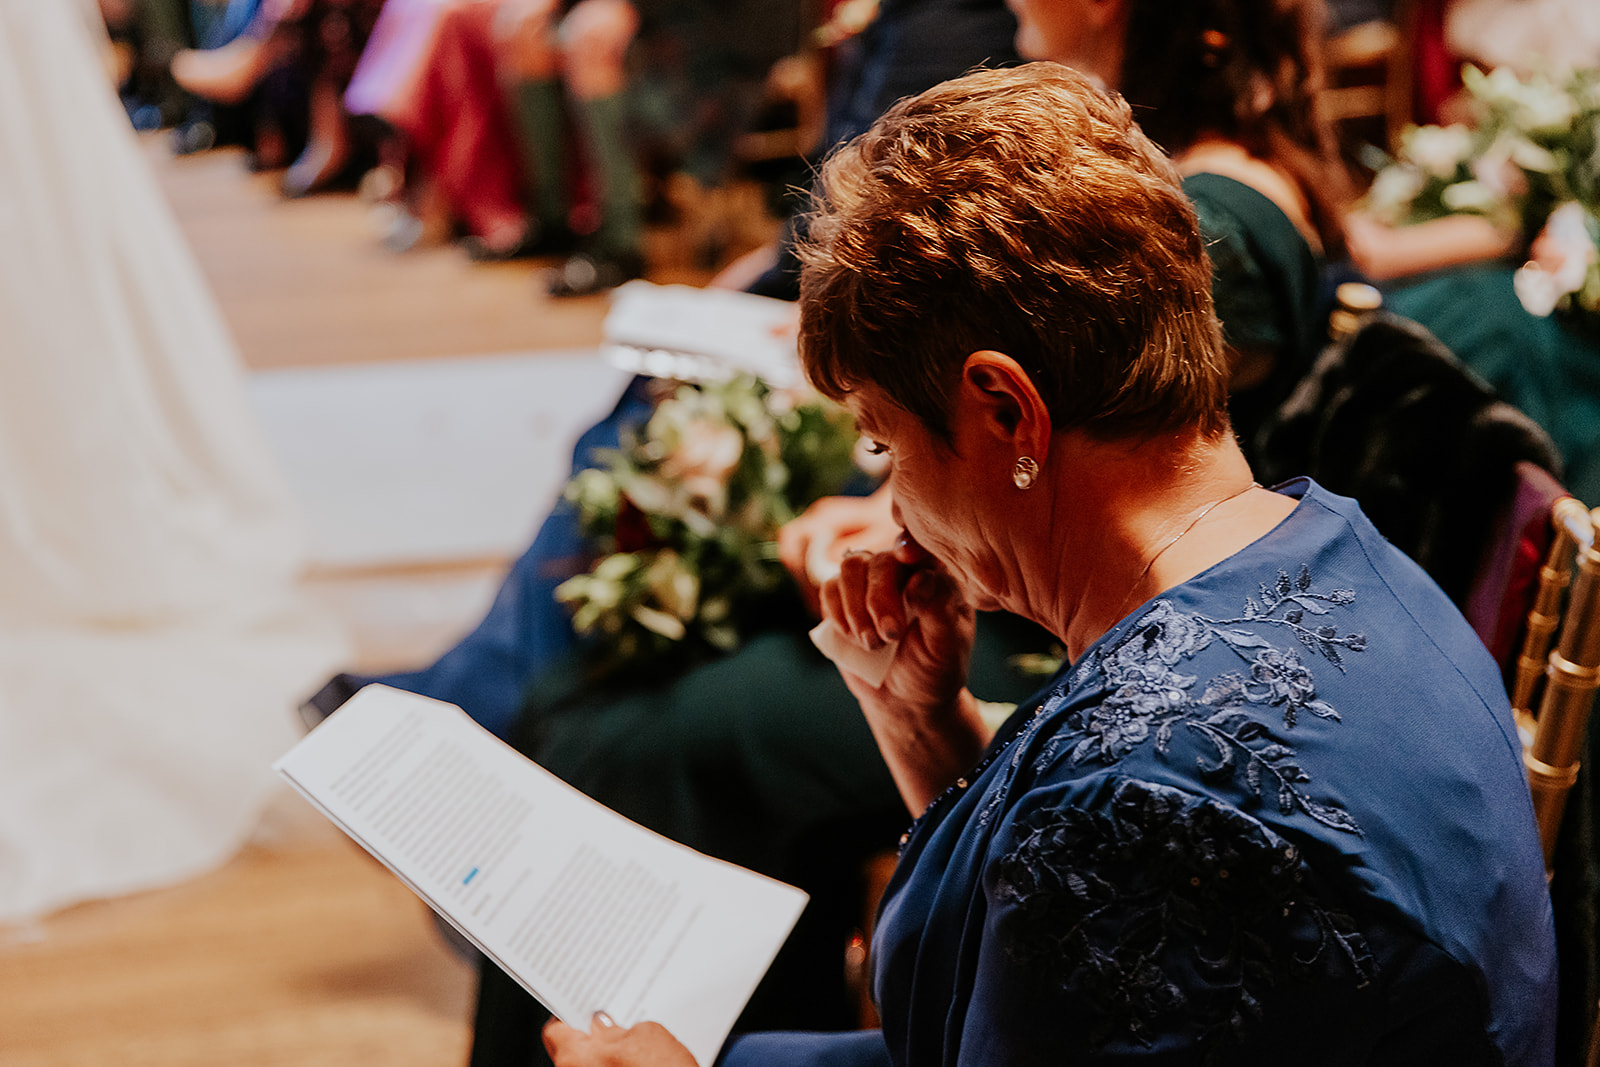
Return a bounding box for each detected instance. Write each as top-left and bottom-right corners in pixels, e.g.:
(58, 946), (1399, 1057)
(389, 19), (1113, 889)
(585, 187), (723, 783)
(798, 63), (1230, 444)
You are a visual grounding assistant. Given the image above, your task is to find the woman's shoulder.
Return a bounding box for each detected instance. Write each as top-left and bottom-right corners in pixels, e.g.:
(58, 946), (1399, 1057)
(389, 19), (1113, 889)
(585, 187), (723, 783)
(1001, 486), (1517, 835)
(1180, 145), (1320, 253)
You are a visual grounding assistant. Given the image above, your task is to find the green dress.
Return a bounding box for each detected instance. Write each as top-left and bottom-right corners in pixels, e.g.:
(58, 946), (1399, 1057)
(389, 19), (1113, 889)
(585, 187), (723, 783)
(1183, 172), (1324, 469)
(1384, 263), (1600, 505)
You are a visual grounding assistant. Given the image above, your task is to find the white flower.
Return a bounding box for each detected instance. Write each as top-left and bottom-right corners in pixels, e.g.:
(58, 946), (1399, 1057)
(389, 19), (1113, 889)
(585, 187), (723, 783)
(1405, 124), (1475, 179)
(1441, 180), (1501, 214)
(593, 552), (642, 582)
(1508, 136), (1561, 174)
(1515, 78), (1579, 137)
(1469, 138), (1528, 200)
(1583, 77), (1600, 111)
(621, 472), (676, 516)
(1363, 164), (1426, 222)
(660, 416), (746, 511)
(631, 604), (687, 640)
(1470, 65), (1528, 110)
(566, 467), (620, 512)
(555, 374), (862, 669)
(1516, 201), (1598, 316)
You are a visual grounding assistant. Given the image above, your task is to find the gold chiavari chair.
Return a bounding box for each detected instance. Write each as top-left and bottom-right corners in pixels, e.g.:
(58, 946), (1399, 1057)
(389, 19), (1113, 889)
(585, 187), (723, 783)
(1510, 497), (1600, 876)
(1505, 494), (1600, 1066)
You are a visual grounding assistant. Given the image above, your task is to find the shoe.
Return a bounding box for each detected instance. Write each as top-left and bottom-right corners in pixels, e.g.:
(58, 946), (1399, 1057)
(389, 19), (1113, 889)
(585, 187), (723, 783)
(124, 98), (165, 132)
(171, 118), (217, 156)
(543, 249), (644, 297)
(377, 205), (427, 253)
(460, 220), (576, 263)
(280, 140), (355, 198)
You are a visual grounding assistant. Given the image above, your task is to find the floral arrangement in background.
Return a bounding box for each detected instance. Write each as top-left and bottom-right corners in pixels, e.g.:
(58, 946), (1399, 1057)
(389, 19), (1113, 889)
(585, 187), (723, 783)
(556, 375), (862, 678)
(1362, 120), (1518, 227)
(1361, 63), (1600, 320)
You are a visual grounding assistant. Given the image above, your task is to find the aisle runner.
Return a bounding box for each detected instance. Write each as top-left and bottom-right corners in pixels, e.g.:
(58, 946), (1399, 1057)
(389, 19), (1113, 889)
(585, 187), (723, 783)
(249, 351), (631, 569)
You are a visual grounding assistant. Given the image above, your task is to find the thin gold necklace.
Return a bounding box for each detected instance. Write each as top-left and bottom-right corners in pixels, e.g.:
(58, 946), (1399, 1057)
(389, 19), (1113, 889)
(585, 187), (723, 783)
(1115, 481), (1260, 621)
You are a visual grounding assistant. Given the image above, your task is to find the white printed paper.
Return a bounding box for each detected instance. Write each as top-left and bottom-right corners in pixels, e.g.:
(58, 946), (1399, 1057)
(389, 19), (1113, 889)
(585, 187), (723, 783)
(274, 685), (808, 1066)
(602, 281), (802, 388)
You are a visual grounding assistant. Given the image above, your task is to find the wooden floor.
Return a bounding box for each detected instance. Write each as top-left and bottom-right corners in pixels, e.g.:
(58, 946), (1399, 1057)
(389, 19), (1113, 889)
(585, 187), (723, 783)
(0, 137), (760, 1065)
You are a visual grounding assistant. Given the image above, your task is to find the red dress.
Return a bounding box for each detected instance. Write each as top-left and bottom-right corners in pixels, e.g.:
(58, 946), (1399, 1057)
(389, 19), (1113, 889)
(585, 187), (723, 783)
(347, 0), (532, 242)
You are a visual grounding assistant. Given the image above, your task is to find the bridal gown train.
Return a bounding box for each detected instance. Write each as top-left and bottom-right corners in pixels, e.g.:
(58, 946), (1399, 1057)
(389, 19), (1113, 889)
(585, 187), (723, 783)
(0, 0), (348, 922)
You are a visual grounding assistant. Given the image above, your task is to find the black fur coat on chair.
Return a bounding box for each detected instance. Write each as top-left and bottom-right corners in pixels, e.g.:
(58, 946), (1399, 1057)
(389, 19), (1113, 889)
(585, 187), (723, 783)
(1254, 310), (1562, 610)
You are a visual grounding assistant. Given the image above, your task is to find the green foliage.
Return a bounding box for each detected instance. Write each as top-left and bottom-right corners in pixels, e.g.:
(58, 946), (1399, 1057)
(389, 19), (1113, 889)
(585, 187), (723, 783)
(555, 376), (861, 677)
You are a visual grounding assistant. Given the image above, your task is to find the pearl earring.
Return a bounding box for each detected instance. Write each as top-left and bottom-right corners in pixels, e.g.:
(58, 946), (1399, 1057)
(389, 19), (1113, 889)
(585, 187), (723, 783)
(1012, 456), (1039, 490)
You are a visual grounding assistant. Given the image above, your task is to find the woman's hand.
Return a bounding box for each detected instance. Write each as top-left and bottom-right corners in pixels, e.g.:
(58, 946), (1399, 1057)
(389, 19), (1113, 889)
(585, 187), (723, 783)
(818, 529), (988, 813)
(777, 486), (899, 617)
(543, 1016), (696, 1067)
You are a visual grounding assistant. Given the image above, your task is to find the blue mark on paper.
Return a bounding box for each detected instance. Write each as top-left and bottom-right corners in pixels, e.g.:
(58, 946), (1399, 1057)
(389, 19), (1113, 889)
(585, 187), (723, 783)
(463, 867), (479, 885)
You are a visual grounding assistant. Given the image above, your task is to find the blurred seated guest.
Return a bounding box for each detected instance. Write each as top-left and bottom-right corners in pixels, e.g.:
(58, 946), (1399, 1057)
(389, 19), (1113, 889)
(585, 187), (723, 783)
(343, 0), (808, 277)
(520, 0), (807, 294)
(1342, 53), (1600, 502)
(104, 0), (197, 127)
(1004, 0), (1353, 464)
(543, 61), (1559, 1067)
(172, 0), (383, 195)
(343, 0), (546, 257)
(739, 0), (1024, 296)
(102, 0), (263, 146)
(505, 0), (640, 286)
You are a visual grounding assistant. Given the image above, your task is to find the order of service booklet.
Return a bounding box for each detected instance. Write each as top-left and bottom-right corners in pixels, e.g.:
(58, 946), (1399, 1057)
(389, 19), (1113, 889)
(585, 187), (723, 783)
(273, 684), (809, 1066)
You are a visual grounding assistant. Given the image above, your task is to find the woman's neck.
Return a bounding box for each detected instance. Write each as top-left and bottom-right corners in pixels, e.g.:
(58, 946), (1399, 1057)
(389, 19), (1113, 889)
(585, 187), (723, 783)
(1031, 430), (1293, 660)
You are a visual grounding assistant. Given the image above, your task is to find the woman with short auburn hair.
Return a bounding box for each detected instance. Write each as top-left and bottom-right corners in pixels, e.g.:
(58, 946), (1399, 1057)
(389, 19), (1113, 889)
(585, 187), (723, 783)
(798, 65), (1229, 445)
(543, 63), (1556, 1067)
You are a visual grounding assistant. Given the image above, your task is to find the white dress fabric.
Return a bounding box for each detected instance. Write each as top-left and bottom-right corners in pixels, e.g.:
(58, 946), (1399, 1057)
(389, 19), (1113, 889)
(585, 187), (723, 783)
(0, 1), (349, 922)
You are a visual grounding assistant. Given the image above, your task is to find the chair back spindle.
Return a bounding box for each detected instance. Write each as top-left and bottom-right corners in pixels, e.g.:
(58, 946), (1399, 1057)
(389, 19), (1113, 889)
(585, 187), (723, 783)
(1512, 500), (1589, 722)
(1517, 499), (1600, 871)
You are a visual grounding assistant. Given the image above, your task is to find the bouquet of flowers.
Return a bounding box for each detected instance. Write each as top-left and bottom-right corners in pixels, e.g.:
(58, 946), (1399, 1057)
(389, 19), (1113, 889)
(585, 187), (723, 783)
(555, 375), (863, 677)
(1361, 120), (1518, 228)
(1361, 63), (1600, 320)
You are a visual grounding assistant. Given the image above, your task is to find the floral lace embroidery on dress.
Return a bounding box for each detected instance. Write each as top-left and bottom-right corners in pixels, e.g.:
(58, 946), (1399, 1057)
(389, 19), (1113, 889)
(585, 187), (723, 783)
(990, 566), (1377, 1055)
(995, 778), (1375, 1054)
(1064, 565), (1368, 835)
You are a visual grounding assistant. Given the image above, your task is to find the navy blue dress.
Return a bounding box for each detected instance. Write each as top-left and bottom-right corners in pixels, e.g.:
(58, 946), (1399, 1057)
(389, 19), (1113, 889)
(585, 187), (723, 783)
(722, 480), (1557, 1066)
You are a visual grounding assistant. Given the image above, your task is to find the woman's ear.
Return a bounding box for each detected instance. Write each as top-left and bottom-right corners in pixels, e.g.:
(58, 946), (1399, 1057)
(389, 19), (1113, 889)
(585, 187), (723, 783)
(959, 350), (1052, 462)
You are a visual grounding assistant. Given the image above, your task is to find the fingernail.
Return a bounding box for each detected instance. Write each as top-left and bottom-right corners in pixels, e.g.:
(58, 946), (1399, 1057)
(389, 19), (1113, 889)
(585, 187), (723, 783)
(592, 1010), (617, 1029)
